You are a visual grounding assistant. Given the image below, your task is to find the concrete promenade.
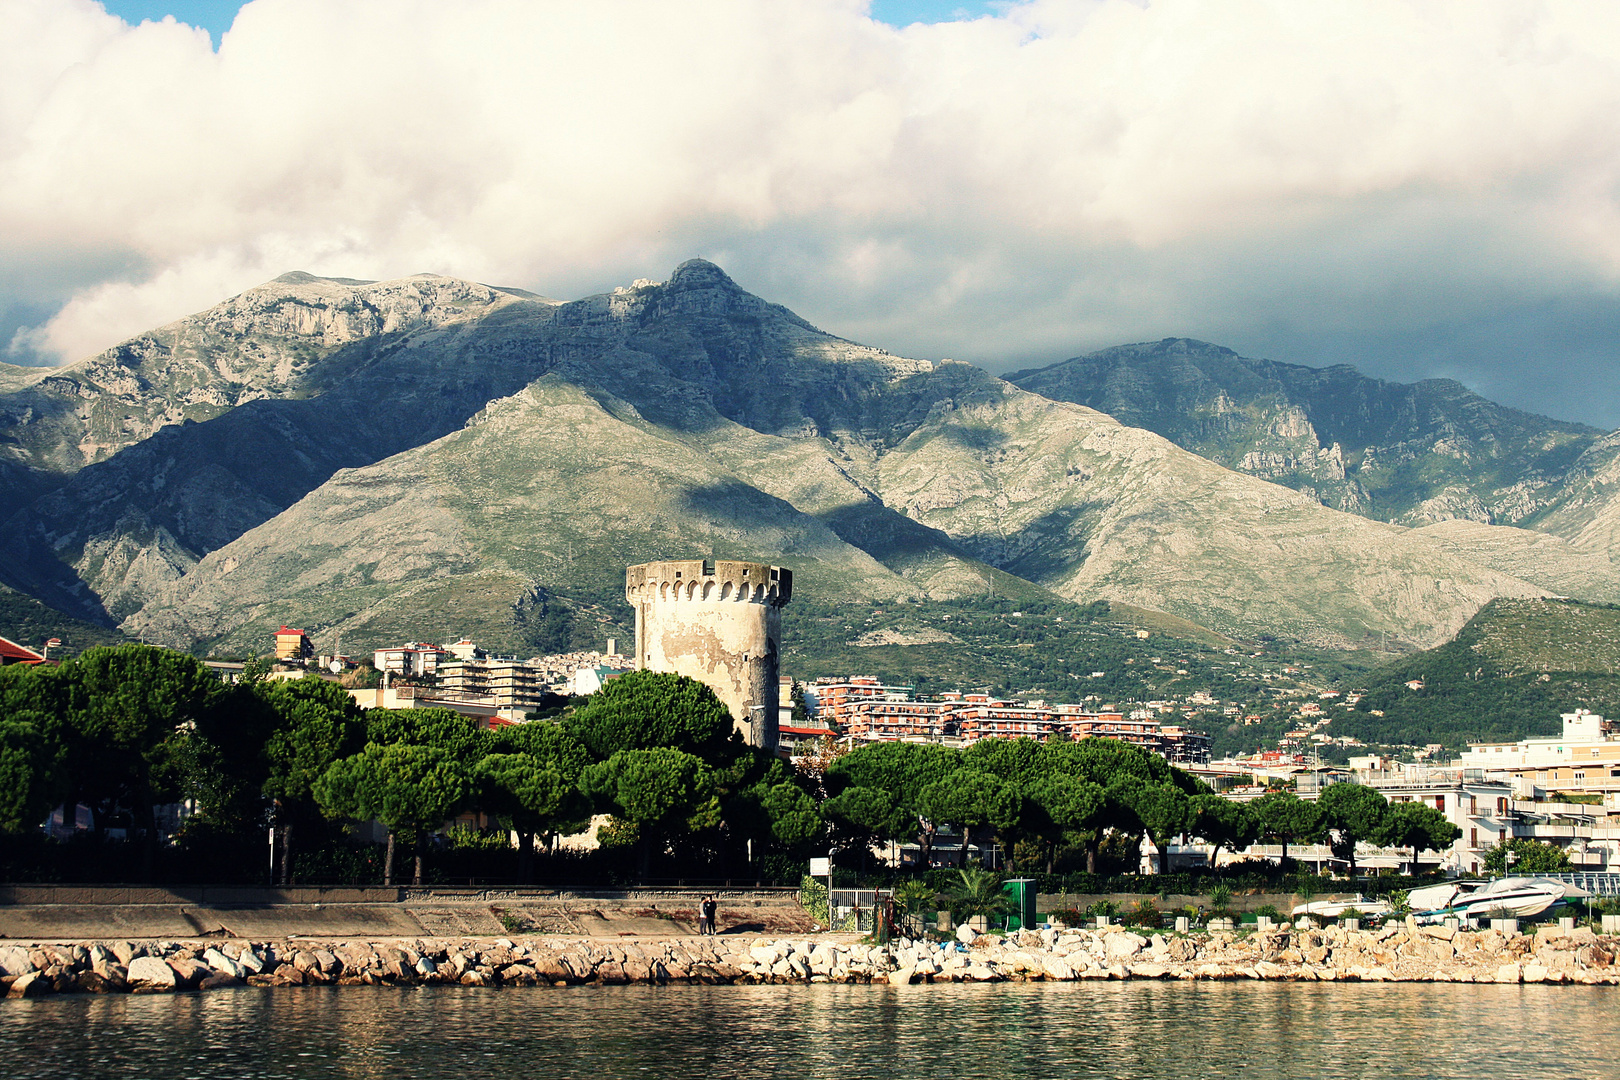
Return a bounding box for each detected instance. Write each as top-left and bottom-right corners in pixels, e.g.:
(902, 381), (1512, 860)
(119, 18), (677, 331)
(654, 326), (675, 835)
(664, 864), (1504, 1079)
(0, 884), (813, 941)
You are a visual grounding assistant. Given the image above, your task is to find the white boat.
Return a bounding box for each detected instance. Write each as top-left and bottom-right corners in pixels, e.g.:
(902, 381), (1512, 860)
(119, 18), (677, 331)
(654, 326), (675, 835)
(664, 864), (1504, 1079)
(1410, 877), (1567, 924)
(1290, 894), (1393, 919)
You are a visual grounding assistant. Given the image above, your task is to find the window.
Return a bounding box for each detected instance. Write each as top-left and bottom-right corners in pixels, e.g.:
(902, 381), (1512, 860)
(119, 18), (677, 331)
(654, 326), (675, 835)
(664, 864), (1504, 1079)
(1434, 795), (1445, 812)
(1470, 828), (1478, 848)
(1469, 796), (1478, 815)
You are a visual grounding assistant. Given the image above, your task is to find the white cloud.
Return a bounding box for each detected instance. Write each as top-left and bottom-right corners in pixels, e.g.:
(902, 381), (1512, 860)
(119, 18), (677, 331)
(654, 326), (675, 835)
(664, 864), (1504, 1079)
(4, 0), (1620, 421)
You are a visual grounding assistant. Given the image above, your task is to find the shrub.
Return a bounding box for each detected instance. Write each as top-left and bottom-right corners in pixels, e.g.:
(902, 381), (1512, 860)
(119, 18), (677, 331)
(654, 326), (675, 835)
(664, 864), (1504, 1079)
(493, 909), (527, 935)
(1124, 899), (1162, 929)
(799, 875), (830, 927)
(1087, 899), (1119, 918)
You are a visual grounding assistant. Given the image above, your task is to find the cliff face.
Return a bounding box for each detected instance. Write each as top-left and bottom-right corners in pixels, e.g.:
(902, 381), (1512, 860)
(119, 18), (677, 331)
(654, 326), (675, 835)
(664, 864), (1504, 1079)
(1006, 338), (1604, 527)
(0, 262), (1606, 655)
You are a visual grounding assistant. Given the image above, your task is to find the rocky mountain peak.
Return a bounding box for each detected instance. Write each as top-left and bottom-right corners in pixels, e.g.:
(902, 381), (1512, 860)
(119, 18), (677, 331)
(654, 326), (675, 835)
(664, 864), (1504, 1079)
(667, 258), (738, 290)
(270, 271), (378, 287)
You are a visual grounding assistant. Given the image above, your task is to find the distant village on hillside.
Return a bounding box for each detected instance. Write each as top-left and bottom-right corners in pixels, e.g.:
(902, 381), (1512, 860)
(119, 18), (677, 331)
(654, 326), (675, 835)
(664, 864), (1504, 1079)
(7, 613), (1620, 880)
(164, 620), (1620, 881)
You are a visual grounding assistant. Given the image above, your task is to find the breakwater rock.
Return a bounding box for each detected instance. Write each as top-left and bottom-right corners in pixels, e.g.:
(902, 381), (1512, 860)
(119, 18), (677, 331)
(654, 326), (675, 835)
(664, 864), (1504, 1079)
(4, 922), (1619, 996)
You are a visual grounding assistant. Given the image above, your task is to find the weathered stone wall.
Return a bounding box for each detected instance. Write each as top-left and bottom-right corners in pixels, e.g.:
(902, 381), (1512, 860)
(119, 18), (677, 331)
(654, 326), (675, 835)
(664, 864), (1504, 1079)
(626, 560), (791, 748)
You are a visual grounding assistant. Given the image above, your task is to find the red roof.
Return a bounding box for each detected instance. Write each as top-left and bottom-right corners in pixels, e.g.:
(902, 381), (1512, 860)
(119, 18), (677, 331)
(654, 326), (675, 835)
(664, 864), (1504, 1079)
(780, 725), (836, 737)
(275, 626), (307, 636)
(0, 636), (46, 664)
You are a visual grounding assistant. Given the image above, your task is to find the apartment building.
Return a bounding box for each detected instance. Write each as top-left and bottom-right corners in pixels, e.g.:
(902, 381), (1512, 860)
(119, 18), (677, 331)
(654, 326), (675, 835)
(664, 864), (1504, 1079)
(1458, 711), (1620, 798)
(373, 642), (447, 677)
(826, 684), (1209, 763)
(273, 626), (312, 661)
(437, 655), (543, 714)
(811, 676), (915, 729)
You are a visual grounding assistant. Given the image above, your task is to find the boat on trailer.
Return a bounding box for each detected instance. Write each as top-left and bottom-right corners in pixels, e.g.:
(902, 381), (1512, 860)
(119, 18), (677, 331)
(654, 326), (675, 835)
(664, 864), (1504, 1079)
(1409, 877), (1567, 924)
(1290, 895), (1393, 920)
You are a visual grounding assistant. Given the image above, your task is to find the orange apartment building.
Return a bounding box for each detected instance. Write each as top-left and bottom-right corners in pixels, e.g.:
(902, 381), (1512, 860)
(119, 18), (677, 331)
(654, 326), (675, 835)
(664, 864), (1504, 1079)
(820, 681), (1207, 762)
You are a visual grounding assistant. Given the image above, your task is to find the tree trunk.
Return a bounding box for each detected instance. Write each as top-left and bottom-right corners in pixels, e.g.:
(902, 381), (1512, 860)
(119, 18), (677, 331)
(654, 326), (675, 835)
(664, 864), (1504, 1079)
(384, 831), (396, 886)
(517, 830), (534, 886)
(139, 795), (159, 883)
(413, 835), (425, 886)
(1085, 841), (1097, 875)
(279, 818), (295, 886)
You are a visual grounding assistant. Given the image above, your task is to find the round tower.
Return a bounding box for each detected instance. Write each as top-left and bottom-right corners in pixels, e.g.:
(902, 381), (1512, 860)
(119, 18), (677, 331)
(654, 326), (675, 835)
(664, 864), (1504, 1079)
(625, 559), (793, 750)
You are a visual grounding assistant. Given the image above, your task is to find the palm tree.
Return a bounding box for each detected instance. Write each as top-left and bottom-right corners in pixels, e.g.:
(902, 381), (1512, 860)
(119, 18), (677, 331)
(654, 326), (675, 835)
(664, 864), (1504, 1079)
(949, 868), (1015, 930)
(893, 879), (939, 937)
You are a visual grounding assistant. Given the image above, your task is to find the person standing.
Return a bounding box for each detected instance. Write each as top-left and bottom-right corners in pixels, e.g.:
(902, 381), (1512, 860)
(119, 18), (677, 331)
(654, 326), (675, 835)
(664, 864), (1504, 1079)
(701, 895), (718, 936)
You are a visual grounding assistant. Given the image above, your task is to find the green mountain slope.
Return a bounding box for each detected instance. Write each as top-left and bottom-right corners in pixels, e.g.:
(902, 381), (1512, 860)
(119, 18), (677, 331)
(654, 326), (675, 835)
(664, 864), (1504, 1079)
(0, 584), (127, 656)
(1343, 598), (1620, 748)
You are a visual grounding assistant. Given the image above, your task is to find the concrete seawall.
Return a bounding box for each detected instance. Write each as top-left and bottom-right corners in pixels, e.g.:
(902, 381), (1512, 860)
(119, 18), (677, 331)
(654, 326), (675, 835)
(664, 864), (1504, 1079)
(4, 922), (1618, 997)
(0, 886), (813, 941)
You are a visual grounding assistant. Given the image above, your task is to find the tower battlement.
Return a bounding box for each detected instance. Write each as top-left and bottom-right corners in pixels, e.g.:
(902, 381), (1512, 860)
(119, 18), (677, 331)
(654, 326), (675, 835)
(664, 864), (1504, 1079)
(625, 559), (791, 607)
(625, 559), (793, 750)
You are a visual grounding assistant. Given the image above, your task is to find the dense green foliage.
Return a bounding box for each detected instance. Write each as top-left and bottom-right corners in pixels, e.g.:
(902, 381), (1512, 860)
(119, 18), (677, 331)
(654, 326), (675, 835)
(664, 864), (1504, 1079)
(565, 670), (739, 762)
(784, 593), (1245, 703)
(1348, 598), (1620, 748)
(0, 586), (127, 658)
(828, 736), (1221, 876)
(1483, 837), (1572, 874)
(0, 659), (822, 885)
(2, 651), (1461, 887)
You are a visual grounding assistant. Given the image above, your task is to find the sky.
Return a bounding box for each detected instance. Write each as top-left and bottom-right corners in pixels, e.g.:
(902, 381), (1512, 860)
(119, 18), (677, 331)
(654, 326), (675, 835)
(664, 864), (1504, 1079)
(6, 2), (1620, 429)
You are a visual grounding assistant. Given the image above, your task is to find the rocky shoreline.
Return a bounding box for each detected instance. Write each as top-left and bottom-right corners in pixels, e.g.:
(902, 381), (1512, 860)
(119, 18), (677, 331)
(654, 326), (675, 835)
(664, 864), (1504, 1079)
(4, 922), (1619, 996)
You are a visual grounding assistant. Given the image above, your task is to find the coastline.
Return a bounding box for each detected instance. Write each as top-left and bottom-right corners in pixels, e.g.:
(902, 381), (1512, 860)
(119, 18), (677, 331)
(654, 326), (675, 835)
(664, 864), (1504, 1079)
(4, 921), (1618, 996)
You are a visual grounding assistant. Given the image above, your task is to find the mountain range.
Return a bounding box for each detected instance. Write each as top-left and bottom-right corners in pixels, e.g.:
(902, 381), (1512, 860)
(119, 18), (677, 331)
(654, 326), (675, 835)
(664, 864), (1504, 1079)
(1, 261), (1617, 661)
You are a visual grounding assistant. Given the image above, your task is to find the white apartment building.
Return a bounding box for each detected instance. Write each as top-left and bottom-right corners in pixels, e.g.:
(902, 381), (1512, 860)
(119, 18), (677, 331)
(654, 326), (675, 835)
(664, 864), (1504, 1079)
(1458, 710), (1614, 769)
(373, 642), (447, 676)
(1357, 770), (1518, 876)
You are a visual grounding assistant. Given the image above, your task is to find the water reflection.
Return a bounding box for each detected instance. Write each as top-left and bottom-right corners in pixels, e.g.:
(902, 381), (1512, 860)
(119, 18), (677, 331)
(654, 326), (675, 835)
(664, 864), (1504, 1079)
(5, 981), (1610, 1080)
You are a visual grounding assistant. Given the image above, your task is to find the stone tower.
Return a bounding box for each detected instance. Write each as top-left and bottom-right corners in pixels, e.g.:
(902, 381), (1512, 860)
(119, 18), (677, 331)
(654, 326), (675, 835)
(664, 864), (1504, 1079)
(625, 559), (793, 750)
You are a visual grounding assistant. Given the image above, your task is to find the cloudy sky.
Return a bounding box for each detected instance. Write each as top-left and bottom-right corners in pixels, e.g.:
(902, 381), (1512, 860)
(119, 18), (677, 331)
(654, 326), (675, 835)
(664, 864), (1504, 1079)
(5, 1), (1620, 427)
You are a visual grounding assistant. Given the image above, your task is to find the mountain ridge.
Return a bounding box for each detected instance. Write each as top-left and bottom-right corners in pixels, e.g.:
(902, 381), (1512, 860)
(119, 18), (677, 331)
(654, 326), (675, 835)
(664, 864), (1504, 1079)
(1, 263), (1612, 662)
(1006, 337), (1606, 529)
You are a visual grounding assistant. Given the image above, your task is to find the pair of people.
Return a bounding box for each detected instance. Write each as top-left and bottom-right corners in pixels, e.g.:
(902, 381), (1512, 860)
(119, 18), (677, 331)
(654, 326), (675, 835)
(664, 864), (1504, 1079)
(698, 895), (719, 935)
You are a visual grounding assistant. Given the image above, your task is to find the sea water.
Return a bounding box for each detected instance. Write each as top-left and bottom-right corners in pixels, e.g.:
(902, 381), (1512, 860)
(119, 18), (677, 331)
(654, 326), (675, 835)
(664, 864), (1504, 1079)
(4, 980), (1610, 1079)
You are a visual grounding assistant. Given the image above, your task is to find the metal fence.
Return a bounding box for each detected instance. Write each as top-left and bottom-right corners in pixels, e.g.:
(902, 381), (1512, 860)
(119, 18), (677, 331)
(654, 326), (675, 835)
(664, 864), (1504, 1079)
(1540, 872), (1620, 897)
(829, 888), (893, 933)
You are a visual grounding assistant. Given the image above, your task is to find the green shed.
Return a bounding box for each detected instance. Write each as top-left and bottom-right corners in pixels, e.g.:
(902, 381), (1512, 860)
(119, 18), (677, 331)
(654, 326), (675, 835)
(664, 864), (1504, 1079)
(1002, 878), (1038, 931)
